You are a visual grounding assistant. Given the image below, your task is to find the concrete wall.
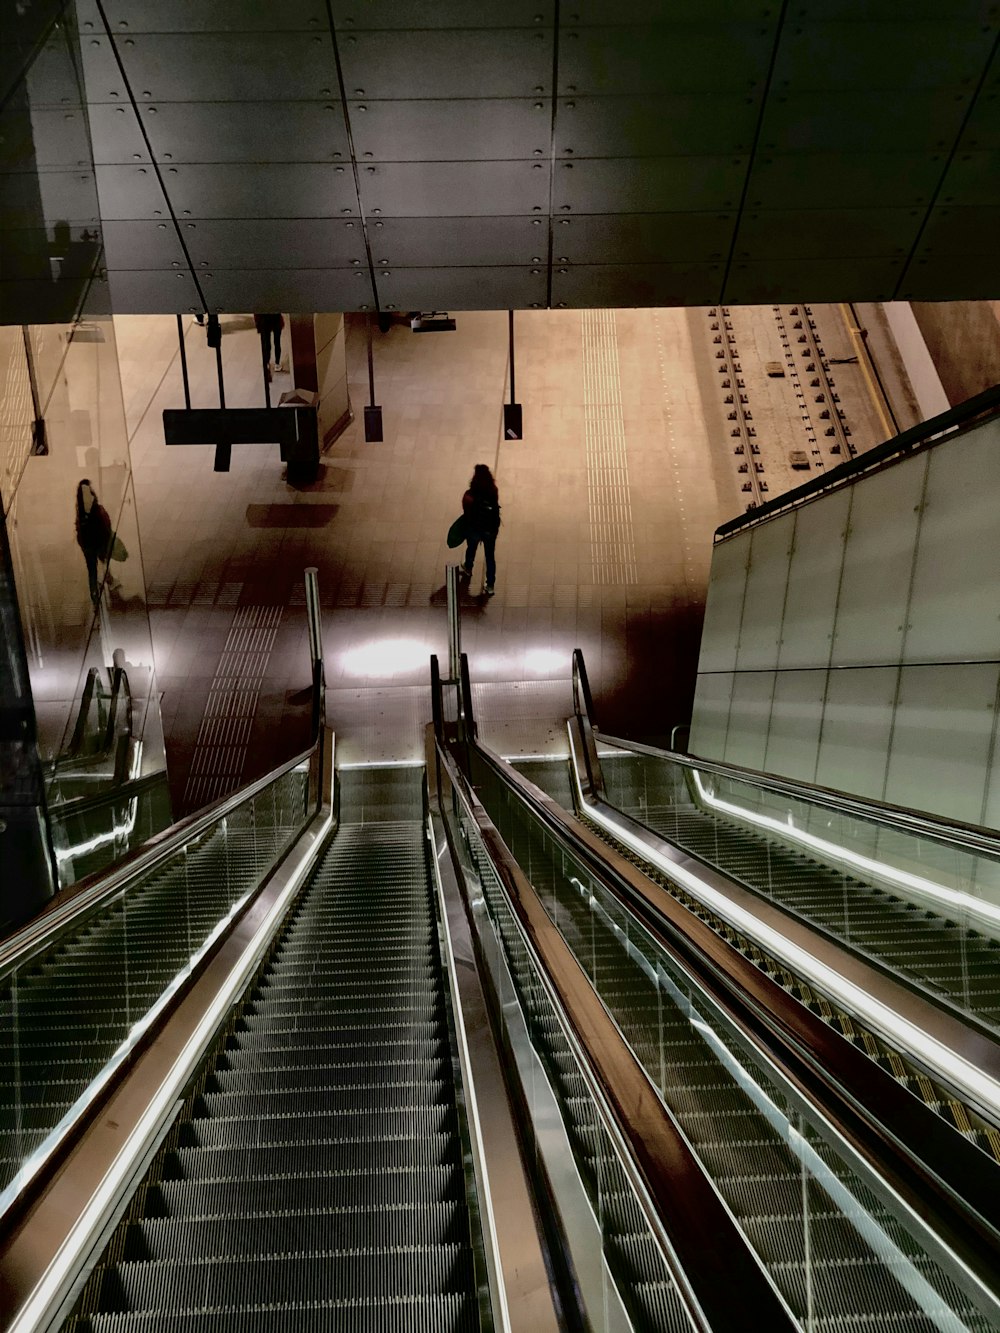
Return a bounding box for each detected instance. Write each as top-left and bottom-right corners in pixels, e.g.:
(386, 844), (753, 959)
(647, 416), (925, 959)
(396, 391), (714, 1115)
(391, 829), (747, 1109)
(689, 413), (1000, 828)
(910, 301), (1000, 408)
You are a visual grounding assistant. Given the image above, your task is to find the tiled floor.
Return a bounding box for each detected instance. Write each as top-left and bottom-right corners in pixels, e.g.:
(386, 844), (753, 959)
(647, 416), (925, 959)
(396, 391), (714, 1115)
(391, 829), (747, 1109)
(109, 304), (890, 811)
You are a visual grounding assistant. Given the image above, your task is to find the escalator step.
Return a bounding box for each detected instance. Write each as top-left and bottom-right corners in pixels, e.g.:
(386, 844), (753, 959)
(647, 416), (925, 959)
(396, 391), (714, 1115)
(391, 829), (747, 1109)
(107, 1245), (475, 1311)
(151, 1166), (466, 1217)
(184, 1106), (455, 1151)
(71, 1291), (480, 1331)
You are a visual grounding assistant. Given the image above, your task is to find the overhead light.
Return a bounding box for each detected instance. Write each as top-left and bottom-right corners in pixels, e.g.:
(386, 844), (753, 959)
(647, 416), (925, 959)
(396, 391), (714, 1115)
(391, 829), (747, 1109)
(410, 312), (456, 332)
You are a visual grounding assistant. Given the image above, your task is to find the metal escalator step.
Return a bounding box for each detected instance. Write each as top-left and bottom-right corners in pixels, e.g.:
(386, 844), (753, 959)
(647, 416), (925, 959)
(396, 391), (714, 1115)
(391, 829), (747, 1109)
(109, 1243), (475, 1311)
(185, 1106), (455, 1151)
(151, 1166), (466, 1217)
(165, 1133), (458, 1181)
(200, 1081), (452, 1111)
(75, 1291), (480, 1331)
(133, 1202), (466, 1261)
(220, 1044), (445, 1073)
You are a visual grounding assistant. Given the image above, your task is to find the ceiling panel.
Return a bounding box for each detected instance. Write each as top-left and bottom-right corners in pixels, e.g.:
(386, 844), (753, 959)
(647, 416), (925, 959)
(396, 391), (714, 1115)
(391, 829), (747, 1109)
(550, 262), (725, 307)
(758, 90), (972, 153)
(330, 1), (554, 28)
(733, 208), (922, 260)
(82, 0), (327, 32)
(771, 21), (992, 90)
(0, 108), (93, 172)
(357, 162), (550, 217)
(80, 33), (336, 102)
(179, 219), (366, 269)
(554, 213), (736, 263)
(555, 95), (760, 156)
(101, 219), (187, 269)
(724, 257), (905, 303)
(916, 204), (1000, 253)
(934, 150), (1000, 205)
(348, 100), (547, 161)
(106, 268), (200, 314)
(569, 1), (776, 21)
(88, 102), (349, 165)
(559, 25), (773, 94)
(552, 157), (747, 213)
(744, 153), (943, 209)
(373, 266), (548, 310)
(2, 171), (99, 227)
(95, 164), (353, 220)
(197, 269), (373, 313)
(336, 31), (553, 99)
(364, 217), (547, 266)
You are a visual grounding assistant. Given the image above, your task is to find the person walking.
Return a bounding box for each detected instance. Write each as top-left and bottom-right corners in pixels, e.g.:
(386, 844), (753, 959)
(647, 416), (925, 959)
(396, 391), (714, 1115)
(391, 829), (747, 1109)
(460, 463), (501, 596)
(254, 313), (285, 378)
(75, 478), (113, 605)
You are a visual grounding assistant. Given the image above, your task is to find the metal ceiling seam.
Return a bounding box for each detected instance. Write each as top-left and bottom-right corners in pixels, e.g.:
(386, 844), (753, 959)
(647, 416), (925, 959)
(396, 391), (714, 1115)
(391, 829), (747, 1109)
(546, 0), (561, 311)
(91, 0), (209, 315)
(323, 0), (379, 317)
(893, 25), (1000, 304)
(719, 0), (790, 305)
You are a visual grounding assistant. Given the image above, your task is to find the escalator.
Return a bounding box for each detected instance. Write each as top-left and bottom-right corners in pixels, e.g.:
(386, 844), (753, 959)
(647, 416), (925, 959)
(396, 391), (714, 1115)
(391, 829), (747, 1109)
(64, 768), (485, 1331)
(456, 738), (1000, 1330)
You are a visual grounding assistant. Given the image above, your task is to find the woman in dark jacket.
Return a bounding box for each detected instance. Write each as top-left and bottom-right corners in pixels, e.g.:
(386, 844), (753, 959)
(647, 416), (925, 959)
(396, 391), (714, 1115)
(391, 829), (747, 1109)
(75, 478), (112, 605)
(461, 463), (501, 595)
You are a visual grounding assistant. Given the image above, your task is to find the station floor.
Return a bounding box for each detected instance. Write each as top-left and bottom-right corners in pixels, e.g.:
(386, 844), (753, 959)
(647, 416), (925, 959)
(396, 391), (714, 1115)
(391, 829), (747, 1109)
(102, 304), (896, 812)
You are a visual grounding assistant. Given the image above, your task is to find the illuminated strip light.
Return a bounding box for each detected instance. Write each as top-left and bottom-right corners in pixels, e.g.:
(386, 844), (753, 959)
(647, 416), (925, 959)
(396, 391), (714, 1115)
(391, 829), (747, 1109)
(430, 829), (512, 1333)
(9, 803), (332, 1333)
(566, 872), (1000, 1329)
(569, 753), (1000, 1120)
(687, 768), (1000, 939)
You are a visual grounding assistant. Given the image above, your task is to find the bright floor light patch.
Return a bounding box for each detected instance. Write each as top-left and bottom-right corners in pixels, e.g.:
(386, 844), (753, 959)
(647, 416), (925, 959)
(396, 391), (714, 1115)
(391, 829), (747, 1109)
(339, 637), (432, 679)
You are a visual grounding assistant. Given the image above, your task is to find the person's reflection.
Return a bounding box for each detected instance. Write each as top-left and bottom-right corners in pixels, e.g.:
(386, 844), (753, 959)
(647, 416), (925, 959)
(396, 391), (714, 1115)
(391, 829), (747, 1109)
(75, 478), (112, 606)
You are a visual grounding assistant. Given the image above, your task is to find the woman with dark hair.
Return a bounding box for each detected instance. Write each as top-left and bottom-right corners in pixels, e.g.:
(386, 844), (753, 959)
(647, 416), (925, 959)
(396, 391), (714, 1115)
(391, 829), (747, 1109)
(75, 478), (112, 605)
(460, 463), (501, 596)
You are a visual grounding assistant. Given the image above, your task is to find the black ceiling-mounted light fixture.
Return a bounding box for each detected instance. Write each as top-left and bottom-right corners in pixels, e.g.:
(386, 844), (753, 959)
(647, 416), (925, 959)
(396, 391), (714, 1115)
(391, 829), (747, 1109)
(410, 312), (456, 333)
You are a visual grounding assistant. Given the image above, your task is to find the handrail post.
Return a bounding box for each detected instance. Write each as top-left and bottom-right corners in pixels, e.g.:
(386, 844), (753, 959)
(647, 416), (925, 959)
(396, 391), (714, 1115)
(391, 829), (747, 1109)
(304, 567), (322, 671)
(446, 564), (461, 683)
(304, 568), (325, 788)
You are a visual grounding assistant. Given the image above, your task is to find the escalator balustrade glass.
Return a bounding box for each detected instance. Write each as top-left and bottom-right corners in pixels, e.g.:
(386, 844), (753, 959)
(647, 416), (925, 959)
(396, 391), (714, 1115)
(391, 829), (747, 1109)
(593, 741), (1000, 1036)
(471, 753), (1000, 1332)
(0, 759), (310, 1217)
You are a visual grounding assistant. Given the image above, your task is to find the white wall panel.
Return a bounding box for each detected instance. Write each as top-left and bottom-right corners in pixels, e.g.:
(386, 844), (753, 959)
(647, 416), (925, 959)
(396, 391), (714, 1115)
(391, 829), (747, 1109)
(736, 512), (794, 670)
(814, 667), (897, 800)
(763, 669), (825, 781)
(777, 491), (850, 669)
(830, 454), (926, 667)
(688, 671), (733, 761)
(695, 532), (749, 673)
(723, 671), (774, 771)
(905, 418), (1000, 663)
(883, 664), (999, 823)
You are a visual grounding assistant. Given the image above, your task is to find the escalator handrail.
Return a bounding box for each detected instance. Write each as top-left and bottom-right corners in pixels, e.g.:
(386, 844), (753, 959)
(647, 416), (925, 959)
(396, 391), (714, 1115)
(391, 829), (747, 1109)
(715, 381), (1000, 540)
(569, 645), (1000, 863)
(0, 740), (318, 981)
(437, 740), (796, 1333)
(593, 728), (1000, 864)
(467, 737), (1000, 1299)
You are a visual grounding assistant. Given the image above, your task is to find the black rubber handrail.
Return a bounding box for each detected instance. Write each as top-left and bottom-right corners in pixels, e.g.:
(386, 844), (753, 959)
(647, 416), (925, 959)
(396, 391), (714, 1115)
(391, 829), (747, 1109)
(467, 739), (1000, 1308)
(715, 381), (1000, 539)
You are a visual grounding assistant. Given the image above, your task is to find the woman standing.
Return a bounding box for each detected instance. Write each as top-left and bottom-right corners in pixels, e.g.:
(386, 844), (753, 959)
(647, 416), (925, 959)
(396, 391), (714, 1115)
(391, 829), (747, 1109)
(460, 463), (501, 596)
(75, 478), (112, 605)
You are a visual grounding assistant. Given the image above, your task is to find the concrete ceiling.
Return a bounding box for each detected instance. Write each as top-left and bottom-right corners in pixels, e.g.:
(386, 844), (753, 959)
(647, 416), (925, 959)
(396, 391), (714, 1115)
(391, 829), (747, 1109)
(4, 1), (1000, 319)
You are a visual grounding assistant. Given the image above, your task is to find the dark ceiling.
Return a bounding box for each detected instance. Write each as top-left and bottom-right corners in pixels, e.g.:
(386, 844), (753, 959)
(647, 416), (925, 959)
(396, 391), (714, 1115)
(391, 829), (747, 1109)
(5, 1), (1000, 319)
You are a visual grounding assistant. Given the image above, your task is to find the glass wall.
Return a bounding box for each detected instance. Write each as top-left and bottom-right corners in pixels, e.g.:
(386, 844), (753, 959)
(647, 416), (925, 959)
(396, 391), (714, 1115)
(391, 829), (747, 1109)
(1, 2), (170, 918)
